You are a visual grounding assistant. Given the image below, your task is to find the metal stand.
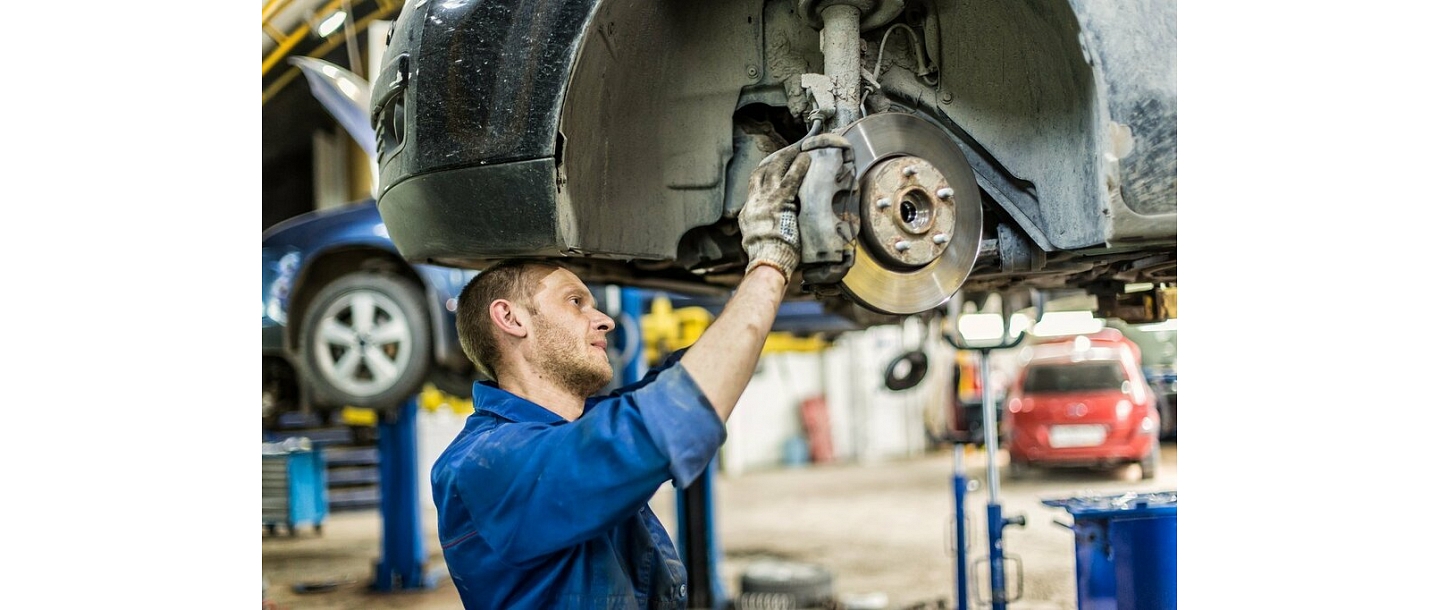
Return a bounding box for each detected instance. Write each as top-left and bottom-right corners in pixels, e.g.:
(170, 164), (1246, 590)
(945, 329), (1028, 610)
(974, 345), (1025, 610)
(952, 443), (970, 608)
(371, 396), (436, 591)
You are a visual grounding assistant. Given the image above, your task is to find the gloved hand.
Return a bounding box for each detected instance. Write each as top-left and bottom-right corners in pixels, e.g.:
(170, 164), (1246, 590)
(798, 132), (853, 158)
(739, 140), (810, 278)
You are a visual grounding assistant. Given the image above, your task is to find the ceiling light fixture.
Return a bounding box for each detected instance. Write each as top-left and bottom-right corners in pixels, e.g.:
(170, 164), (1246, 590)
(316, 11), (348, 38)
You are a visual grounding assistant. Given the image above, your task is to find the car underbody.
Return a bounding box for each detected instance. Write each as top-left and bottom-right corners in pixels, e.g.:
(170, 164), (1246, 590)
(369, 0), (1177, 327)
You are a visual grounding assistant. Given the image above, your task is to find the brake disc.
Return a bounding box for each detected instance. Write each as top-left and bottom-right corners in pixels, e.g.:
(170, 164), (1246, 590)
(838, 112), (984, 315)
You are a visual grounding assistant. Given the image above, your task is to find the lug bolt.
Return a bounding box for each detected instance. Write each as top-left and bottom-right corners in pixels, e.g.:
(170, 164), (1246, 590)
(894, 241), (911, 252)
(903, 166), (918, 177)
(937, 187), (954, 200)
(933, 233), (950, 245)
(877, 197), (891, 209)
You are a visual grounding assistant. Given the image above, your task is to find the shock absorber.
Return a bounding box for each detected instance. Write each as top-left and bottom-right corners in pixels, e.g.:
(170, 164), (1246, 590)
(797, 0), (903, 131)
(817, 2), (862, 127)
(792, 0), (901, 285)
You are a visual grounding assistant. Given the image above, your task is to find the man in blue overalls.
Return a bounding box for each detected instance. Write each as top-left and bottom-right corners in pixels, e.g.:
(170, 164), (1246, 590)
(431, 133), (852, 609)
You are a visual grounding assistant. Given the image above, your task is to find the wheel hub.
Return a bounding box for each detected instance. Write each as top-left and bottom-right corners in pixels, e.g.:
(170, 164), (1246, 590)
(837, 113), (984, 315)
(859, 155), (956, 268)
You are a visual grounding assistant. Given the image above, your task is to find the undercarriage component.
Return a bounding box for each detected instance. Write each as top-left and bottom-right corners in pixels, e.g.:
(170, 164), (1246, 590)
(796, 140), (858, 268)
(1094, 283), (1177, 324)
(797, 0), (905, 33)
(859, 155), (955, 268)
(831, 112), (983, 315)
(815, 3), (861, 126)
(359, 0), (1177, 326)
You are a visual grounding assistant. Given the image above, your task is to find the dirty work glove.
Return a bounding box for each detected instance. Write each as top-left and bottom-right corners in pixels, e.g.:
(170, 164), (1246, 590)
(798, 132), (853, 158)
(740, 141), (811, 278)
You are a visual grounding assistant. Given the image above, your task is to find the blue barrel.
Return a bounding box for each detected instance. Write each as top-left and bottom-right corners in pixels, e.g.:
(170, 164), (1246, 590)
(1042, 491), (1176, 610)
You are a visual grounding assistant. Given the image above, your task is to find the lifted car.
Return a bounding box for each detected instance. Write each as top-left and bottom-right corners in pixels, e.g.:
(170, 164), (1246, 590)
(366, 0), (1177, 326)
(262, 199), (481, 420)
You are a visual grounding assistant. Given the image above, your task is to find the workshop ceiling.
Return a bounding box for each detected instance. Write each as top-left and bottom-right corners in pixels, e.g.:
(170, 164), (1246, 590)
(262, 0), (401, 225)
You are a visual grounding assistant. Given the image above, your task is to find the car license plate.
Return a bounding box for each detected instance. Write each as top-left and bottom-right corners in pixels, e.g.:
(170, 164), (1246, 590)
(1049, 424), (1107, 448)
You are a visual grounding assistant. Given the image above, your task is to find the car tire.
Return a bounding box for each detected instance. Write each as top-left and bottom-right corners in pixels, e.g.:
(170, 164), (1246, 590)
(1139, 438), (1160, 480)
(299, 272), (432, 411)
(1153, 387), (1177, 440)
(738, 560), (834, 609)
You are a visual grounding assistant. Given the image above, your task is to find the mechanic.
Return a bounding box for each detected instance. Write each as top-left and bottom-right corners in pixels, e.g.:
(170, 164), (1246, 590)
(430, 132), (852, 609)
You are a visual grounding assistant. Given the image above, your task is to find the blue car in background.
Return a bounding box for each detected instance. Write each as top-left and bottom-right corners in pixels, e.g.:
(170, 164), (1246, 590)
(262, 199), (480, 422)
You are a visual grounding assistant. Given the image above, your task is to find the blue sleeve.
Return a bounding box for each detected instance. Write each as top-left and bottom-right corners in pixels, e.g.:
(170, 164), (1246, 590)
(587, 347), (689, 407)
(451, 362), (724, 566)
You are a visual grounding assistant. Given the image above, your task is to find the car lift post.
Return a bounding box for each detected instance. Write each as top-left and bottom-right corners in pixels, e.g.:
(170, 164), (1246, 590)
(621, 288), (727, 609)
(952, 436), (971, 608)
(371, 395), (436, 591)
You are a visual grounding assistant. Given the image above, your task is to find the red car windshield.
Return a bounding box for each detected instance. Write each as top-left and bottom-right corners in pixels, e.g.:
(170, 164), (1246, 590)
(1022, 361), (1127, 394)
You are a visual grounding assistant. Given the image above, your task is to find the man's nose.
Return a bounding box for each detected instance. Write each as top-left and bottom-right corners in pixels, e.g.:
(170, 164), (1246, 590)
(595, 311), (615, 332)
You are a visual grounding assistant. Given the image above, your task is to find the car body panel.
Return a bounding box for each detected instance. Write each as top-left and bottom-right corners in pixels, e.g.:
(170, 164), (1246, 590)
(374, 0), (593, 184)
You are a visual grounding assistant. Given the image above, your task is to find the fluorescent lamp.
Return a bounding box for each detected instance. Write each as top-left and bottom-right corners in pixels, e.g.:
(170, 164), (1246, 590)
(1032, 311), (1104, 337)
(317, 11), (348, 37)
(957, 313), (1005, 343)
(1135, 319), (1178, 332)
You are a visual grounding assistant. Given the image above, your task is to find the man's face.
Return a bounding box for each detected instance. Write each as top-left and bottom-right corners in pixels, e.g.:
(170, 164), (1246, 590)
(526, 267), (615, 397)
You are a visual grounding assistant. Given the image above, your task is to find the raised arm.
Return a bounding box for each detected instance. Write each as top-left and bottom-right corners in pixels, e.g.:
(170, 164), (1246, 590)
(680, 133), (851, 421)
(679, 266), (788, 421)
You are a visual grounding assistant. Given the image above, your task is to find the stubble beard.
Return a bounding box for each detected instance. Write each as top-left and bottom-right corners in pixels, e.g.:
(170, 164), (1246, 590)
(532, 312), (613, 398)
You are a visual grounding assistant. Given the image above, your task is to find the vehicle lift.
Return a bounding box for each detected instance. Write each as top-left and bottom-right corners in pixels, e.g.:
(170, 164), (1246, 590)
(369, 394), (439, 592)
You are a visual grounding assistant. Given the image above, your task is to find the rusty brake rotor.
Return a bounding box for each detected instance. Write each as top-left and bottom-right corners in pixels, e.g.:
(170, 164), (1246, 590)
(838, 112), (983, 315)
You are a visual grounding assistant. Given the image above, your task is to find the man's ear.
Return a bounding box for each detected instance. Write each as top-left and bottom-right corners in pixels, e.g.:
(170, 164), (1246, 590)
(489, 299), (529, 339)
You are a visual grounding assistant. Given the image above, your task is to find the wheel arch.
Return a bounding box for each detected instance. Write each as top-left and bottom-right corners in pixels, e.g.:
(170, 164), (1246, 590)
(556, 0), (1171, 262)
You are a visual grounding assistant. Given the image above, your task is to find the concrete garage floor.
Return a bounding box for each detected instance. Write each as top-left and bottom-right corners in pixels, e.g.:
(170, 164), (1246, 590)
(261, 441), (1177, 610)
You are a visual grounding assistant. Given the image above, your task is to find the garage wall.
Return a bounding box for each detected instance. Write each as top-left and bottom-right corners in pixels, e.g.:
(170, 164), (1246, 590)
(721, 325), (956, 475)
(417, 404), (470, 509)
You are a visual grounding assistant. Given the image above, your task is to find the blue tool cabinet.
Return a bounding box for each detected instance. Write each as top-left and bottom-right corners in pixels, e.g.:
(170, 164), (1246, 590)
(1043, 491), (1177, 610)
(262, 440), (328, 536)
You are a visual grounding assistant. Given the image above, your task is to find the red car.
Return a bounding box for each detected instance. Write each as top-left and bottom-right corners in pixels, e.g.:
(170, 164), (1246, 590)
(1002, 329), (1162, 480)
